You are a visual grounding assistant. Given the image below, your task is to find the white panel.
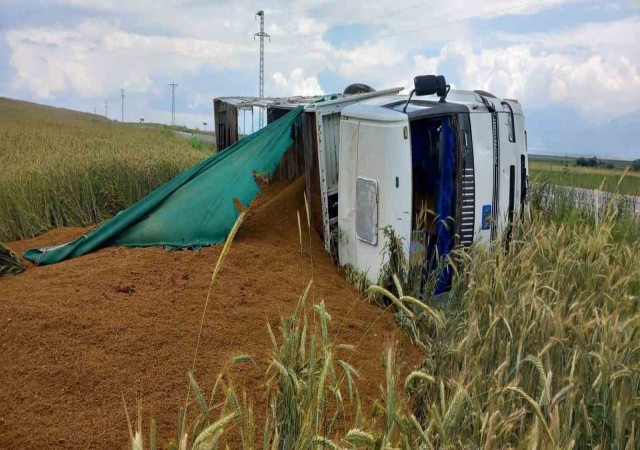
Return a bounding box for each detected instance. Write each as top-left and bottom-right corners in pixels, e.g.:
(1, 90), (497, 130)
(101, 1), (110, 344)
(342, 103), (410, 122)
(338, 119), (359, 267)
(355, 118), (411, 282)
(469, 112), (493, 245)
(322, 114), (341, 191)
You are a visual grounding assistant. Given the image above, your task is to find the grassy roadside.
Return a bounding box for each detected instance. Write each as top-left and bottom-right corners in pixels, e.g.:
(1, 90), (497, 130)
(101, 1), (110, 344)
(0, 97), (210, 241)
(530, 161), (640, 196)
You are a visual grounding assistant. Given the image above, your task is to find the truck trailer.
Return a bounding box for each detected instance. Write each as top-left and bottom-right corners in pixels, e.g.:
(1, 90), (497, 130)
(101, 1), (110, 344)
(214, 75), (529, 284)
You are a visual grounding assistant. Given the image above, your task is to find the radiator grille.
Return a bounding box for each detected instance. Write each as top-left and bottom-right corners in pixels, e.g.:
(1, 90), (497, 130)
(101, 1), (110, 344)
(460, 167), (475, 247)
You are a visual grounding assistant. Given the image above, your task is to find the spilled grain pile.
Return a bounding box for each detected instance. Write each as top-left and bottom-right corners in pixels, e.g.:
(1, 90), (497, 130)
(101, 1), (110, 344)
(0, 178), (420, 449)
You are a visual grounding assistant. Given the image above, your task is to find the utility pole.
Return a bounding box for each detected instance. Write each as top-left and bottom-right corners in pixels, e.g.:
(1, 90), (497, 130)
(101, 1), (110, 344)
(104, 101), (108, 118)
(169, 82), (178, 126)
(254, 10), (269, 128)
(121, 89), (125, 123)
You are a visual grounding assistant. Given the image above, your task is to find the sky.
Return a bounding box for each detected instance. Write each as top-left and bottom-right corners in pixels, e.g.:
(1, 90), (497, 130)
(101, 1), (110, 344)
(1, 0), (639, 160)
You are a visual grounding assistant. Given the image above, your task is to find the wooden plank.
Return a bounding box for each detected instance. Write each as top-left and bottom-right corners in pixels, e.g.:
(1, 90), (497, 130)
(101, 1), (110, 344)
(301, 112), (324, 238)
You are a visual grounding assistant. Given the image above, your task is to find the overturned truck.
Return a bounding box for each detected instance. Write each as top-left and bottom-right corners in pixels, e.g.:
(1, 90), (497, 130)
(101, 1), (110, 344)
(214, 75), (529, 284)
(24, 75), (528, 278)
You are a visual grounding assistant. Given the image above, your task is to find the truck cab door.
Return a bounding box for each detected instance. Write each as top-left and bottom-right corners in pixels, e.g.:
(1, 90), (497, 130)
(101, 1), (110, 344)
(354, 118), (412, 282)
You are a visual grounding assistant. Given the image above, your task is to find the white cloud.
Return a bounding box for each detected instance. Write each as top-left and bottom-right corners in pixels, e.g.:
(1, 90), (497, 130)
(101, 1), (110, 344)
(273, 72), (287, 88)
(411, 17), (640, 123)
(188, 92), (206, 110)
(272, 68), (324, 96)
(6, 19), (252, 99)
(335, 40), (405, 79)
(414, 54), (441, 78)
(497, 16), (639, 59)
(4, 0), (639, 128)
(296, 17), (327, 35)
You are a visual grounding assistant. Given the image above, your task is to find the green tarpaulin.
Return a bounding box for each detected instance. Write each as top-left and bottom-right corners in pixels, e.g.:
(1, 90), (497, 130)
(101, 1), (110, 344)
(24, 106), (304, 265)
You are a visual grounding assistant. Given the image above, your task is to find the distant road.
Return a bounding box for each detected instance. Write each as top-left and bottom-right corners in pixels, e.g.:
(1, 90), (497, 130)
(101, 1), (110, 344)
(172, 130), (216, 144)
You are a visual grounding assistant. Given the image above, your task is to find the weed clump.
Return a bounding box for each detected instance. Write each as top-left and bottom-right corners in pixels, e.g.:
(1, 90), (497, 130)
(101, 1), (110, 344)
(0, 242), (25, 276)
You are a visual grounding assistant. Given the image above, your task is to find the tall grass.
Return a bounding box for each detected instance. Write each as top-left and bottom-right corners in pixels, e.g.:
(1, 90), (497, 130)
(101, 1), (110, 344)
(402, 212), (639, 448)
(0, 97), (208, 241)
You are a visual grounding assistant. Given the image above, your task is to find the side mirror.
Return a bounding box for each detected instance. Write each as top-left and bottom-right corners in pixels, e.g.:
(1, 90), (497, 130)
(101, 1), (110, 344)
(404, 74), (449, 113)
(414, 75), (438, 96)
(414, 75), (448, 98)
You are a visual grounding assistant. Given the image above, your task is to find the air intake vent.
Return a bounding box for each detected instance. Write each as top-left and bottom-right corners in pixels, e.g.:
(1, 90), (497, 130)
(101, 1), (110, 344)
(459, 116), (475, 248)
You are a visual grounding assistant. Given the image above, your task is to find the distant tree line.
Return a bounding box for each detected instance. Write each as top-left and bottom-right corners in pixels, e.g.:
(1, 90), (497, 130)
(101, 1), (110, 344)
(575, 156), (640, 171)
(575, 156), (614, 169)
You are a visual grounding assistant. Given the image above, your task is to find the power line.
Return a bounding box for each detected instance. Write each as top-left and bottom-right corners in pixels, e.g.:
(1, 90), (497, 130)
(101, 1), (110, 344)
(121, 88), (125, 123)
(370, 0), (542, 40)
(351, 0), (441, 25)
(121, 0), (542, 65)
(81, 0), (546, 123)
(278, 0), (440, 42)
(169, 82), (178, 126)
(104, 101), (108, 119)
(254, 10), (270, 128)
(277, 0), (541, 43)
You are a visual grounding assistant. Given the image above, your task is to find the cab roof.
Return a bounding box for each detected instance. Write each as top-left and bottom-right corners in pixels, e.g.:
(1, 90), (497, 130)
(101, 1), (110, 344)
(341, 89), (523, 122)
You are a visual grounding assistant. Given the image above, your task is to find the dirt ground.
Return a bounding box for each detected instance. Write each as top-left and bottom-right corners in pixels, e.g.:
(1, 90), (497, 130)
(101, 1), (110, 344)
(0, 178), (421, 449)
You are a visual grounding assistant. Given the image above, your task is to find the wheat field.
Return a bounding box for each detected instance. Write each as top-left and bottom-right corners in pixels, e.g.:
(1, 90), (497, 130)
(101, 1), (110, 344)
(0, 97), (209, 242)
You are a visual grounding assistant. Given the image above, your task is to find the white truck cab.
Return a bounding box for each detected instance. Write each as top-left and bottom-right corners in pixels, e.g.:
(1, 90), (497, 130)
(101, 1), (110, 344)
(337, 76), (529, 284)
